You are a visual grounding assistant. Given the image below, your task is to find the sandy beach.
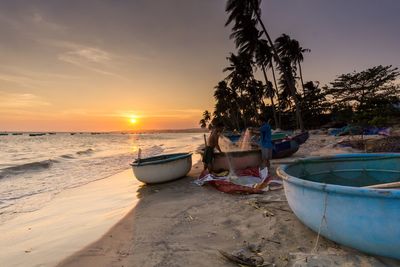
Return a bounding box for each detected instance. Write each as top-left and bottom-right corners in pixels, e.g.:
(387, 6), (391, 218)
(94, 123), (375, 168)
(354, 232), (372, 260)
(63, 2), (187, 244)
(0, 169), (140, 267)
(58, 134), (400, 267)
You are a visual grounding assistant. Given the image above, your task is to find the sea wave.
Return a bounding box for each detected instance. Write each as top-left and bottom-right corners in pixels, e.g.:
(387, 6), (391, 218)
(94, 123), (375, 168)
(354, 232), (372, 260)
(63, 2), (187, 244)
(0, 133), (203, 223)
(60, 154), (75, 159)
(140, 145), (164, 158)
(0, 159), (58, 178)
(76, 148), (94, 155)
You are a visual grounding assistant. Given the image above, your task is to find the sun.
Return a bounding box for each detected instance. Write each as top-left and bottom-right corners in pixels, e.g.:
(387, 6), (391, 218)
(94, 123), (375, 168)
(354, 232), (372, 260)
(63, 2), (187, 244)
(130, 117), (137, 124)
(126, 114), (140, 127)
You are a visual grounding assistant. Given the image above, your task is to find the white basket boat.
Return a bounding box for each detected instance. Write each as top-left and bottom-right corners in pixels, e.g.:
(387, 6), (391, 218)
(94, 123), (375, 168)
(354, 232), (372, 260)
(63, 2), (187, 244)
(131, 153), (192, 184)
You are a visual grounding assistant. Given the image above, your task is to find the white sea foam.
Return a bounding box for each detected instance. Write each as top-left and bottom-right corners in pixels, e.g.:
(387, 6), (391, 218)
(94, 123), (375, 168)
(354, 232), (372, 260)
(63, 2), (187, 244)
(0, 132), (203, 223)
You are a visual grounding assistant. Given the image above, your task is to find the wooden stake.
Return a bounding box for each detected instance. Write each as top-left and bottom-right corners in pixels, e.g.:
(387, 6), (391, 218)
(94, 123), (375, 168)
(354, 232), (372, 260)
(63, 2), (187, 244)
(364, 181), (400, 189)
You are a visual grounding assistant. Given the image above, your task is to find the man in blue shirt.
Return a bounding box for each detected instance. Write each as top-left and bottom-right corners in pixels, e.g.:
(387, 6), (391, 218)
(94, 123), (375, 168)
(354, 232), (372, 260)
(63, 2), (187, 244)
(259, 117), (273, 169)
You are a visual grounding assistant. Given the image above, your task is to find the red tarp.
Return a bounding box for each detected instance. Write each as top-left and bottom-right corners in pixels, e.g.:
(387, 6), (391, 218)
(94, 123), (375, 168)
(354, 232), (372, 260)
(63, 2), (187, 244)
(197, 167), (282, 194)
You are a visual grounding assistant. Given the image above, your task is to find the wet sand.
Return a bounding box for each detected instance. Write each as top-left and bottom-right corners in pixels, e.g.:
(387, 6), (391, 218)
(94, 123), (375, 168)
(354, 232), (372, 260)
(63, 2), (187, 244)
(0, 169), (139, 267)
(58, 134), (400, 267)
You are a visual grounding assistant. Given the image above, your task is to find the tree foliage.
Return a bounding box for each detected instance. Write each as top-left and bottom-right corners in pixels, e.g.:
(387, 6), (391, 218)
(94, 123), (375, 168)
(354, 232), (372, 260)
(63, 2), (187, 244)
(199, 110), (211, 128)
(225, 0), (305, 131)
(200, 0), (399, 130)
(211, 53), (267, 130)
(327, 65), (400, 111)
(300, 81), (330, 128)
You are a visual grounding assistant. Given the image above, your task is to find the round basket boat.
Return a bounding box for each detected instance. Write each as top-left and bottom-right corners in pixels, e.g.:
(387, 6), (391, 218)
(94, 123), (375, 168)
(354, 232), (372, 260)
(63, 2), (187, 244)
(131, 153), (192, 184)
(277, 153), (400, 260)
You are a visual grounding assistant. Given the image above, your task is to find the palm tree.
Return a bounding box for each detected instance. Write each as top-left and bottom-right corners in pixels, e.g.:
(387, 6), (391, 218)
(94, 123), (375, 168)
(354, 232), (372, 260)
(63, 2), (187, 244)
(199, 119), (207, 128)
(223, 52), (271, 129)
(213, 81), (241, 130)
(203, 110), (211, 122)
(223, 52), (254, 91)
(228, 14), (280, 129)
(255, 39), (281, 128)
(246, 79), (266, 125)
(223, 52), (254, 129)
(225, 0), (305, 131)
(275, 34), (310, 95)
(199, 110), (212, 128)
(294, 44), (310, 95)
(230, 15), (261, 56)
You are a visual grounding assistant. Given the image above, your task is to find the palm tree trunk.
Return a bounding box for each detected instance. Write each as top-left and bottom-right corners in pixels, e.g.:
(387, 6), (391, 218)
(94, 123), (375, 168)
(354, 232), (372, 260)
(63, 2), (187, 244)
(298, 60), (305, 97)
(251, 4), (305, 131)
(270, 61), (282, 129)
(235, 110), (240, 130)
(261, 65), (278, 129)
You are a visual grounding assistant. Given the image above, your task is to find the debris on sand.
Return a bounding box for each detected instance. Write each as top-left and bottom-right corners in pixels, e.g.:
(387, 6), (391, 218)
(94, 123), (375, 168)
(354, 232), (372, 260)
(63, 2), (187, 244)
(219, 238), (276, 266)
(365, 136), (400, 152)
(337, 136), (400, 152)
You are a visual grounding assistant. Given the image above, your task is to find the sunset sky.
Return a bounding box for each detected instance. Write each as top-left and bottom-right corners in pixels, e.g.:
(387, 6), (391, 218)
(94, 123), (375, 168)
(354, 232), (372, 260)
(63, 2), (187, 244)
(1, 0), (399, 131)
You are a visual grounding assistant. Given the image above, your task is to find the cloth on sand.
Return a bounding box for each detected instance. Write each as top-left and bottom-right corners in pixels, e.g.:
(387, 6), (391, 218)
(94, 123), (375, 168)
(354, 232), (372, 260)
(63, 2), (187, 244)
(195, 167), (282, 194)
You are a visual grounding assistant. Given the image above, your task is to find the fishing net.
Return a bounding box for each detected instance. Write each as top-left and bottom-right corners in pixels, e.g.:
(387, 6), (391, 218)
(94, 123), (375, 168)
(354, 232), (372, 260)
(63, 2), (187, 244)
(195, 167), (282, 194)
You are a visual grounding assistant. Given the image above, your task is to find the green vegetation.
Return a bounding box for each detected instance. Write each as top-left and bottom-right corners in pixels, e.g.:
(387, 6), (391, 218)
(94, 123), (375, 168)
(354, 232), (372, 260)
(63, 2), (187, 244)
(200, 0), (400, 130)
(326, 65), (400, 127)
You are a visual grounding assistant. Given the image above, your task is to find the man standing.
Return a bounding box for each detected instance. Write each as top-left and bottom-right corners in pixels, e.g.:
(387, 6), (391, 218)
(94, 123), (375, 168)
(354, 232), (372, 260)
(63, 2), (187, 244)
(202, 122), (224, 173)
(259, 117), (273, 169)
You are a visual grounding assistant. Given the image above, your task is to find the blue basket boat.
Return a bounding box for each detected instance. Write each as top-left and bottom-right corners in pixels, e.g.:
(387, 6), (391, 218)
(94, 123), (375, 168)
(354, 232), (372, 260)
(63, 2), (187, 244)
(277, 153), (400, 260)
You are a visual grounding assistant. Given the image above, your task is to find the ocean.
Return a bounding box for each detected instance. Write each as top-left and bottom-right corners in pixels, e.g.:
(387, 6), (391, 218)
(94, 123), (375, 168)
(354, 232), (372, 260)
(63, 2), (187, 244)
(0, 132), (203, 223)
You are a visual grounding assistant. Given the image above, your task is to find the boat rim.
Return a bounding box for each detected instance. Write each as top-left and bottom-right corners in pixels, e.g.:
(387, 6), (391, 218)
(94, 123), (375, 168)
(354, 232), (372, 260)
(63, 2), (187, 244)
(277, 153), (400, 199)
(131, 152), (192, 167)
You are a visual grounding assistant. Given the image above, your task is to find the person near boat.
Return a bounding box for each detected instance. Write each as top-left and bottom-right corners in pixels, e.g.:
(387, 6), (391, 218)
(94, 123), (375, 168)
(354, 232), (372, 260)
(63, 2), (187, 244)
(202, 122), (224, 173)
(251, 116), (273, 169)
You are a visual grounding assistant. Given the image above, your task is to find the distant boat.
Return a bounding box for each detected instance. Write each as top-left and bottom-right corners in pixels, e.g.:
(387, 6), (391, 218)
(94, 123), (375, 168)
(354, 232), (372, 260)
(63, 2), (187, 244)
(29, 133), (46, 137)
(291, 131), (309, 145)
(48, 132), (56, 135)
(131, 153), (192, 184)
(0, 133), (8, 136)
(70, 133), (76, 135)
(12, 133), (23, 135)
(273, 139), (300, 158)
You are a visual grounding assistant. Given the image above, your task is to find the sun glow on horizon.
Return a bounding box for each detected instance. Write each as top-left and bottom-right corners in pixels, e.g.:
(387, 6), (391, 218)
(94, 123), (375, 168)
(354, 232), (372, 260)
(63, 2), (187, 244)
(129, 115), (138, 125)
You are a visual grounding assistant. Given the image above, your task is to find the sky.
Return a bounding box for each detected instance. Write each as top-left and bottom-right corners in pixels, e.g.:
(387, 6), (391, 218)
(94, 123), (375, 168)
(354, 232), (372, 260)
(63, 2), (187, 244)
(0, 0), (399, 131)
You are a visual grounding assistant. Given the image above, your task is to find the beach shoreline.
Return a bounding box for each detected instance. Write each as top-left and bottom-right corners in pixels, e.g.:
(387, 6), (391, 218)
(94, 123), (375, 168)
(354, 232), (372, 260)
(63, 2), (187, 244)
(0, 168), (140, 267)
(57, 136), (400, 267)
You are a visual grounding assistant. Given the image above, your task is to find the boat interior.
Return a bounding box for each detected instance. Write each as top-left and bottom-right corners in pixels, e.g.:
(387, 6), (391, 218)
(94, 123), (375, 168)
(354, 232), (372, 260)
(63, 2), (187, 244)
(285, 155), (400, 187)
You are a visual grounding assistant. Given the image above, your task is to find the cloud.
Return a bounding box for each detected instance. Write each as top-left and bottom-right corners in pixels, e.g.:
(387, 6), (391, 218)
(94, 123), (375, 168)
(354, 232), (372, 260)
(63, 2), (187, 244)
(115, 109), (203, 119)
(60, 47), (111, 63)
(0, 11), (124, 79)
(60, 109), (89, 116)
(54, 42), (125, 78)
(0, 91), (50, 109)
(0, 66), (80, 89)
(0, 10), (66, 36)
(31, 12), (67, 32)
(0, 73), (38, 88)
